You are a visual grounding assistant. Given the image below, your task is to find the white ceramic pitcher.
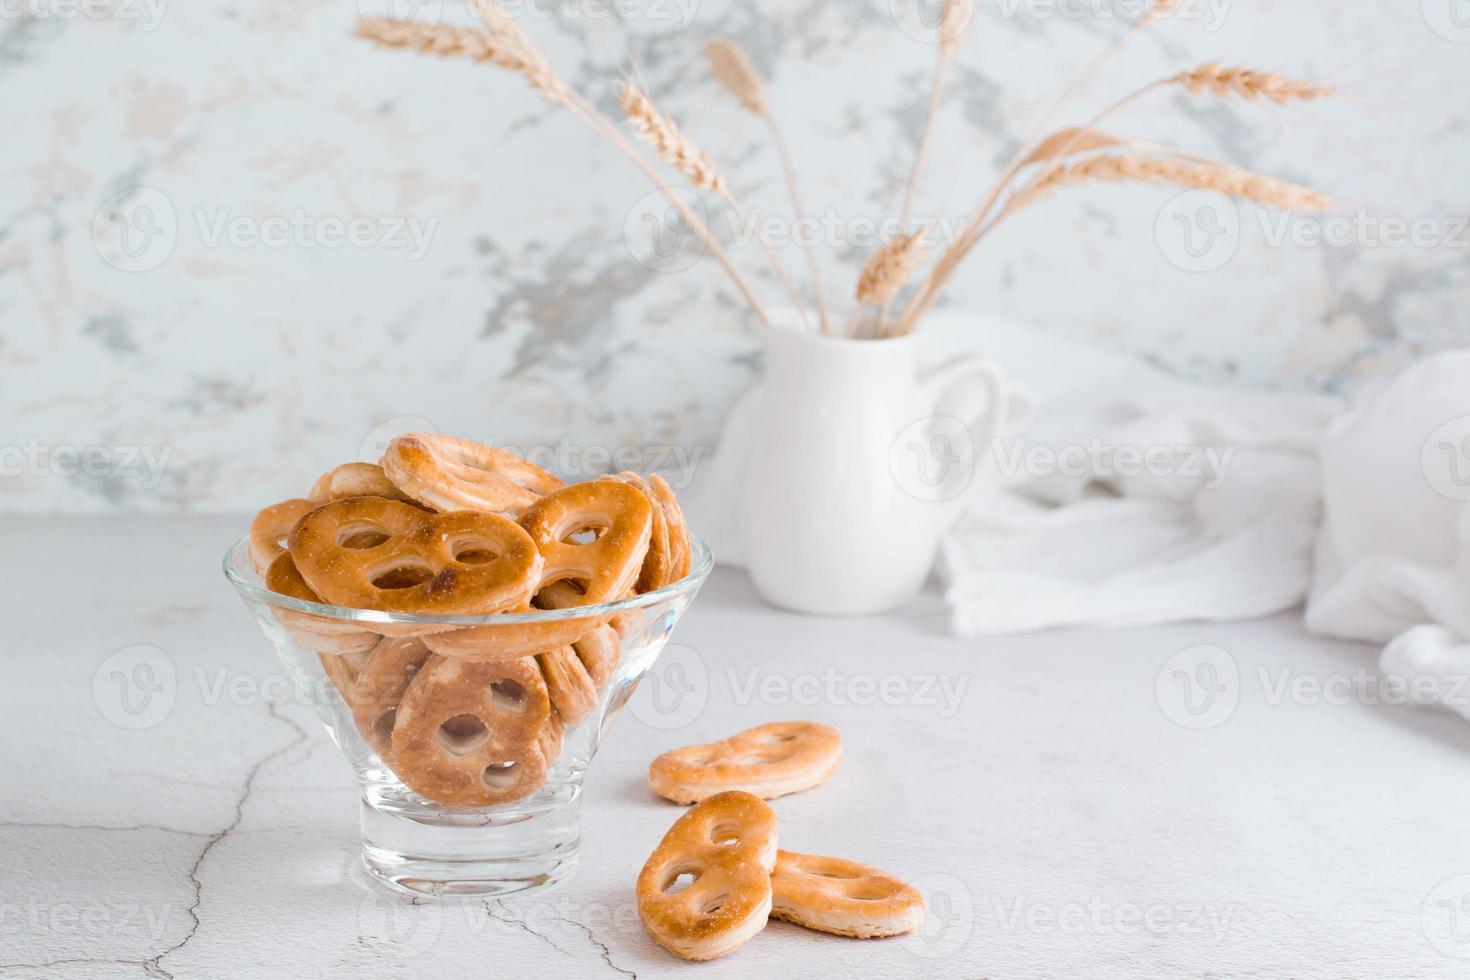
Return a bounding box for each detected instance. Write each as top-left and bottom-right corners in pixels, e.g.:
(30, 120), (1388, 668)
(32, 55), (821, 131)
(734, 324), (1008, 614)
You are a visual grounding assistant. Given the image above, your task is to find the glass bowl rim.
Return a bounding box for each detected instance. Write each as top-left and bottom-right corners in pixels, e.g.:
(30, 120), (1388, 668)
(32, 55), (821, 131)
(222, 532), (713, 626)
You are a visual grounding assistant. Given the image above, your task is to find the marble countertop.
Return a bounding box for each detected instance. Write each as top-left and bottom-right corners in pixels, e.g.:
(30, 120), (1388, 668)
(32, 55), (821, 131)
(4, 515), (1470, 979)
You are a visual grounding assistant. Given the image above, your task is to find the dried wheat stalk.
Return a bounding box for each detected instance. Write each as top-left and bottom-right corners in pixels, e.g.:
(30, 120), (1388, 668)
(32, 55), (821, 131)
(1170, 61), (1336, 104)
(618, 83), (727, 191)
(706, 38), (768, 115)
(358, 7), (772, 324)
(620, 81), (811, 323)
(1008, 153), (1332, 213)
(356, 19), (561, 101)
(847, 231), (930, 336)
(706, 38), (832, 333)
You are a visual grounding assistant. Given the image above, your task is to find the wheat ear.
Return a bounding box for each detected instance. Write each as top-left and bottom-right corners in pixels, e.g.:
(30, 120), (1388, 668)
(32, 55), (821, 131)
(885, 0), (974, 337)
(895, 0), (1183, 334)
(1170, 61), (1336, 104)
(848, 231), (931, 337)
(619, 80), (811, 327)
(358, 9), (772, 325)
(706, 39), (832, 334)
(1007, 153), (1332, 213)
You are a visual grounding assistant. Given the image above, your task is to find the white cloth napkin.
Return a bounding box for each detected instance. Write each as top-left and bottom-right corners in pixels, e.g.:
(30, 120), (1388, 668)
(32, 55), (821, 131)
(1304, 349), (1470, 717)
(936, 315), (1343, 635)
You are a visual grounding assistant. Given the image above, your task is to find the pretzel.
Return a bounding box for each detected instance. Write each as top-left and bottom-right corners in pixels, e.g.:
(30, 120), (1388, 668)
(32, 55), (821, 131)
(636, 791), (778, 961)
(535, 645), (600, 727)
(264, 553), (381, 657)
(536, 580), (637, 641)
(539, 710), (564, 767)
(648, 473), (692, 584)
(308, 462), (413, 504)
(382, 434), (563, 516)
(289, 497), (542, 616)
(390, 654), (552, 806)
(350, 636), (433, 761)
(647, 721), (842, 804)
(318, 647), (372, 707)
(770, 850), (926, 938)
(518, 481), (652, 603)
(598, 473), (673, 591)
(249, 498), (316, 573)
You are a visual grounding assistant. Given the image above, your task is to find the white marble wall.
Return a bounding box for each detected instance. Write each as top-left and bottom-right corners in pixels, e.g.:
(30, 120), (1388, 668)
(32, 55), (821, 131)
(2, 0), (1466, 511)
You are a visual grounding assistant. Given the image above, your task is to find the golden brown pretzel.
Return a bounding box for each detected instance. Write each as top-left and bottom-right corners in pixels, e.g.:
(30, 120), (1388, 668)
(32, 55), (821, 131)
(264, 553), (381, 657)
(389, 654), (552, 806)
(647, 721), (842, 805)
(381, 434), (563, 515)
(250, 498), (316, 573)
(536, 645), (599, 727)
(770, 850), (926, 938)
(648, 474), (692, 583)
(598, 473), (673, 592)
(518, 481), (652, 603)
(289, 496), (543, 615)
(349, 636), (433, 761)
(318, 648), (372, 707)
(308, 462), (414, 504)
(636, 791), (778, 961)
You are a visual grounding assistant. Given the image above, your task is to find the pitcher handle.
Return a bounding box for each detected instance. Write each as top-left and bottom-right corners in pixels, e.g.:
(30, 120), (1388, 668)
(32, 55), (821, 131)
(918, 354), (1009, 509)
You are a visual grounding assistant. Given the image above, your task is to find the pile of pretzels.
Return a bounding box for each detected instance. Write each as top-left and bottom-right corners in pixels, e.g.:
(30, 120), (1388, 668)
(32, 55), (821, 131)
(246, 433), (692, 807)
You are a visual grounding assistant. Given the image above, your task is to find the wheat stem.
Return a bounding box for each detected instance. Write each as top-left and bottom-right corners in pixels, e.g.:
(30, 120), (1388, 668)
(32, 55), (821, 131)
(359, 9), (773, 326)
(897, 0), (1181, 334)
(707, 38), (832, 334)
(619, 81), (811, 327)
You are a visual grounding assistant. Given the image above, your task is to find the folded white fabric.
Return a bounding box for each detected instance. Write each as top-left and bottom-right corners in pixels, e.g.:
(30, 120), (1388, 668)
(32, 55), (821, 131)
(1305, 349), (1470, 717)
(937, 315), (1342, 635)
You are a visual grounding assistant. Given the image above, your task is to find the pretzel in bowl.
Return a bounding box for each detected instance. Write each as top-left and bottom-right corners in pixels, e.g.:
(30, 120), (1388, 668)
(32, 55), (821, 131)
(382, 434), (563, 516)
(289, 497), (542, 616)
(648, 721), (842, 805)
(770, 850), (926, 938)
(264, 553), (381, 657)
(418, 583), (615, 662)
(518, 481), (652, 603)
(535, 627), (623, 730)
(636, 791), (778, 961)
(350, 636), (434, 761)
(308, 462), (413, 504)
(390, 654), (553, 806)
(597, 472), (694, 592)
(250, 498), (316, 573)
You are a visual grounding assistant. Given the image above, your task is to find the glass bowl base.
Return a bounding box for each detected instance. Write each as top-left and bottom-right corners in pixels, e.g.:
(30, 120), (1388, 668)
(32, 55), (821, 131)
(359, 786), (581, 899)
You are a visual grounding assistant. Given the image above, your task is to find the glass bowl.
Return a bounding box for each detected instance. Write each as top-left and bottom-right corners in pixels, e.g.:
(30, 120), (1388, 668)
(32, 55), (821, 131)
(223, 535), (712, 899)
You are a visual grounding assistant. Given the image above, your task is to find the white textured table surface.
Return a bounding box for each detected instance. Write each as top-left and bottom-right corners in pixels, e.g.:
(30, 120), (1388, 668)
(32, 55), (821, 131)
(5, 516), (1470, 979)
